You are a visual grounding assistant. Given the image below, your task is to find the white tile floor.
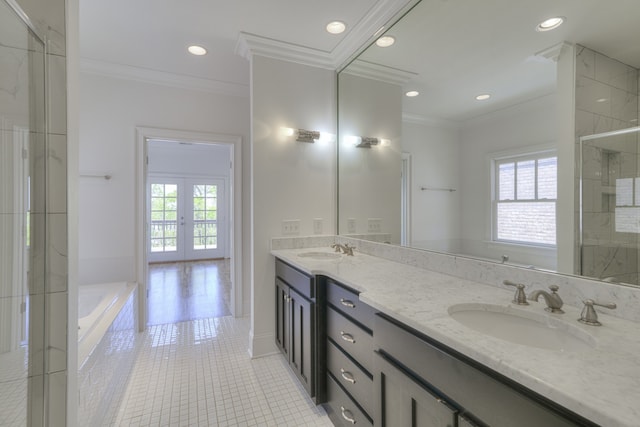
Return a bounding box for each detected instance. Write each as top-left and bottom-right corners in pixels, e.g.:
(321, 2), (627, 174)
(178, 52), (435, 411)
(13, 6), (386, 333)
(106, 316), (332, 426)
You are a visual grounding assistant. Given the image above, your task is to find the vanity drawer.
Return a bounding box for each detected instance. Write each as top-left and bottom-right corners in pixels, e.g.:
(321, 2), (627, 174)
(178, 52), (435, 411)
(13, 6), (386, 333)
(327, 306), (373, 374)
(327, 339), (373, 417)
(276, 259), (314, 299)
(325, 374), (373, 427)
(326, 279), (375, 330)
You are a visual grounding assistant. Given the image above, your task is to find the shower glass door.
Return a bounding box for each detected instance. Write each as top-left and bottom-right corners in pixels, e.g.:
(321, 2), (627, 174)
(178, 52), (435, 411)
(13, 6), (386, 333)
(0, 0), (47, 425)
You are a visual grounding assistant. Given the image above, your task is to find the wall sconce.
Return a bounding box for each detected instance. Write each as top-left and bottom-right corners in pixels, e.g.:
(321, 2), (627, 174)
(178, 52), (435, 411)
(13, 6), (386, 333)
(346, 136), (390, 148)
(282, 127), (321, 143)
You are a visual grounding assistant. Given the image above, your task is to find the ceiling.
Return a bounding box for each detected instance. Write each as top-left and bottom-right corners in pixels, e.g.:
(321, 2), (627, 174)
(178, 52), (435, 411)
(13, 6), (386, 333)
(352, 0), (640, 123)
(79, 0), (411, 92)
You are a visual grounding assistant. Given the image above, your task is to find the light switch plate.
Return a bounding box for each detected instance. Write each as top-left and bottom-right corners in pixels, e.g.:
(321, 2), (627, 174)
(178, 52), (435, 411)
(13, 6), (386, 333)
(347, 218), (356, 233)
(313, 218), (323, 234)
(282, 219), (300, 235)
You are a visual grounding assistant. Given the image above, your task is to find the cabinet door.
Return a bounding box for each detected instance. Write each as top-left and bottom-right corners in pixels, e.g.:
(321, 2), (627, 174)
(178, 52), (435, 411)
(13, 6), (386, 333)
(375, 352), (457, 427)
(289, 287), (315, 396)
(275, 279), (290, 357)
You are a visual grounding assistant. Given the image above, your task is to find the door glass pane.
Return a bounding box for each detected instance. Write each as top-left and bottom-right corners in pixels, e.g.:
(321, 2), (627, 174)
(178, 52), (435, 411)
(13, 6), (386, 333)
(150, 183), (179, 252)
(192, 184), (218, 250)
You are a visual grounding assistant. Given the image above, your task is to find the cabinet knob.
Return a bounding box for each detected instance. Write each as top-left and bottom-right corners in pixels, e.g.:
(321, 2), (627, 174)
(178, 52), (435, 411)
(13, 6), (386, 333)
(340, 331), (356, 343)
(340, 406), (356, 424)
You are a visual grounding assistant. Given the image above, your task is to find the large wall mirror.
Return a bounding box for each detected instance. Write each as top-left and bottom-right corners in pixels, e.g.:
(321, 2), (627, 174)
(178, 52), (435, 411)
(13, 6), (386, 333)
(338, 0), (640, 287)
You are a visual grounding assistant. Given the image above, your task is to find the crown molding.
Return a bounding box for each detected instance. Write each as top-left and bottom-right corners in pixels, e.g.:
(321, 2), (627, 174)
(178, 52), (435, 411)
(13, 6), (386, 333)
(80, 58), (249, 98)
(535, 41), (573, 62)
(402, 112), (462, 129)
(342, 59), (416, 85)
(235, 32), (335, 69)
(235, 0), (414, 70)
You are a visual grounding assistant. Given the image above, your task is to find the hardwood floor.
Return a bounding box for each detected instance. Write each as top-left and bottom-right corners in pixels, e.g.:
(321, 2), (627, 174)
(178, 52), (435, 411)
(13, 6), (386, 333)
(147, 259), (231, 325)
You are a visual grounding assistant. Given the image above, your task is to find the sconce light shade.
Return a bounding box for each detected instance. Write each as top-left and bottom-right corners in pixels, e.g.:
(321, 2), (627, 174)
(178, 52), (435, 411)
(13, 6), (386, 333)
(297, 129), (321, 143)
(357, 137), (380, 148)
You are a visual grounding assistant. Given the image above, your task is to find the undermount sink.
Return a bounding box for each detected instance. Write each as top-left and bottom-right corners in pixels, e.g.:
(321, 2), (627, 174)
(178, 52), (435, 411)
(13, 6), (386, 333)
(297, 251), (342, 260)
(448, 303), (596, 352)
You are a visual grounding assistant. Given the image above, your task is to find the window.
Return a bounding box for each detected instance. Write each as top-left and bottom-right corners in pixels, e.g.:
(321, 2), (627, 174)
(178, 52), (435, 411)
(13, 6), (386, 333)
(494, 153), (557, 246)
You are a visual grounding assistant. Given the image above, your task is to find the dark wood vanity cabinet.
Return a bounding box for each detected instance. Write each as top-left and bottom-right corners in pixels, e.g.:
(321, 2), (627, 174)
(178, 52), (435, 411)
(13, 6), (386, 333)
(275, 259), (317, 399)
(323, 279), (377, 427)
(374, 313), (598, 427)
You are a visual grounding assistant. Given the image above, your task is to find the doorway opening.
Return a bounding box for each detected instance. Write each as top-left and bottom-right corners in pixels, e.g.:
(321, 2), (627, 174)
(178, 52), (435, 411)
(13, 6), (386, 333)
(136, 128), (243, 329)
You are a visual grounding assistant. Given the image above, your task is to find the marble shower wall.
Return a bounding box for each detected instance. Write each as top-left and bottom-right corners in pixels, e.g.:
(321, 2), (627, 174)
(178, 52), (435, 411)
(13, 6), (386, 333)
(576, 45), (640, 284)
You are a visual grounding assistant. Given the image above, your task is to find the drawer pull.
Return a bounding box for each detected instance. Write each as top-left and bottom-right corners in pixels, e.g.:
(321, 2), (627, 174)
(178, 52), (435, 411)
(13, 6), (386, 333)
(340, 368), (356, 384)
(340, 331), (356, 343)
(340, 298), (356, 308)
(340, 406), (356, 424)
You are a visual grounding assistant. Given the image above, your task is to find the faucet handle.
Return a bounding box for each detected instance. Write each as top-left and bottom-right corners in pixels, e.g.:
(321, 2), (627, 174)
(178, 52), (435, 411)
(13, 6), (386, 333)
(548, 285), (559, 293)
(578, 299), (617, 326)
(503, 280), (529, 305)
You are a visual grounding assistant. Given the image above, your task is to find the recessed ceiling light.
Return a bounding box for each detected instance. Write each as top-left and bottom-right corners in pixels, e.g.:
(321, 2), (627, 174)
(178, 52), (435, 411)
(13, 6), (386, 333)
(536, 16), (565, 32)
(376, 36), (395, 48)
(405, 91), (419, 97)
(188, 45), (207, 56)
(475, 94), (491, 101)
(326, 21), (346, 35)
(596, 98), (608, 103)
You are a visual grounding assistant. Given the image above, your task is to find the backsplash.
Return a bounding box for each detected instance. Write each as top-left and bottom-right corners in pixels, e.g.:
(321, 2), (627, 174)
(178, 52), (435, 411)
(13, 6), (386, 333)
(271, 235), (640, 323)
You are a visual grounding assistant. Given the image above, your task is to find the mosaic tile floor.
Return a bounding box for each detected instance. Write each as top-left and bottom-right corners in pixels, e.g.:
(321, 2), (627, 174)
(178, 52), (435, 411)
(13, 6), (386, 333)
(107, 316), (332, 426)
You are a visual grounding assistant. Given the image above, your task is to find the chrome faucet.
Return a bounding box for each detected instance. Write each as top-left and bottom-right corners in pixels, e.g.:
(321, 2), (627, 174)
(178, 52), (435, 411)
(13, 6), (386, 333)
(503, 280), (529, 305)
(528, 285), (564, 314)
(578, 299), (617, 326)
(331, 243), (356, 256)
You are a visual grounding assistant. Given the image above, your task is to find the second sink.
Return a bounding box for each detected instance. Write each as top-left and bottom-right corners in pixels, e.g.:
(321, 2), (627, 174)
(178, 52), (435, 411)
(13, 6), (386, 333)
(448, 303), (596, 352)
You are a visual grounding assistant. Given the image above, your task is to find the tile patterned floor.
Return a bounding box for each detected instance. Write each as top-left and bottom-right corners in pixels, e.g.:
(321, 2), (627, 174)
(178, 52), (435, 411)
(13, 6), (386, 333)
(107, 316), (332, 426)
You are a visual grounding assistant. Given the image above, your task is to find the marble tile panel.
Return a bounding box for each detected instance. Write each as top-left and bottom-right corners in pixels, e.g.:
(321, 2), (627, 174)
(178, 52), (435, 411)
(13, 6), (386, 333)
(595, 52), (639, 93)
(27, 374), (44, 427)
(46, 370), (66, 426)
(29, 131), (46, 214)
(46, 213), (67, 293)
(583, 212), (613, 243)
(576, 76), (612, 116)
(593, 113), (615, 134)
(28, 292), (44, 377)
(47, 134), (67, 214)
(47, 53), (66, 136)
(45, 291), (66, 374)
(15, 0), (66, 56)
(611, 87), (638, 123)
(580, 144), (603, 181)
(575, 109), (595, 137)
(575, 45), (595, 79)
(29, 212), (45, 295)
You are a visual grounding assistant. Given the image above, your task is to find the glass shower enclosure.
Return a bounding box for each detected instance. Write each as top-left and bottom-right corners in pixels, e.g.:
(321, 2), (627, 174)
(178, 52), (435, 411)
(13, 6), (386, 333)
(0, 0), (47, 425)
(580, 126), (640, 285)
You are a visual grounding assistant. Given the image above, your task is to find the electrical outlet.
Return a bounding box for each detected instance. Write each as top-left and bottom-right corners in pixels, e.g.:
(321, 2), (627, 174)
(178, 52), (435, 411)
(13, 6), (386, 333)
(347, 218), (356, 234)
(313, 218), (323, 234)
(368, 218), (382, 233)
(282, 219), (300, 235)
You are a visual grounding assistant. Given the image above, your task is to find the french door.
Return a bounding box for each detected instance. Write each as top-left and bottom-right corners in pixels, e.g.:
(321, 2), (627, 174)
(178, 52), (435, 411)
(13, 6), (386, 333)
(148, 176), (225, 262)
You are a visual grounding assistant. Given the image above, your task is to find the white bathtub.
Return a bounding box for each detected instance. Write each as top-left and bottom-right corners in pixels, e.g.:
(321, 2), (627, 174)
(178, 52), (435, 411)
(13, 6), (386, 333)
(78, 282), (137, 369)
(77, 282), (138, 425)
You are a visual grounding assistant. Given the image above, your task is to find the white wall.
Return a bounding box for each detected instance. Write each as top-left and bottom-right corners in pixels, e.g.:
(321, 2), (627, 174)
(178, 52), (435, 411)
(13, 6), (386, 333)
(78, 73), (249, 295)
(250, 56), (336, 356)
(458, 94), (558, 269)
(402, 120), (461, 251)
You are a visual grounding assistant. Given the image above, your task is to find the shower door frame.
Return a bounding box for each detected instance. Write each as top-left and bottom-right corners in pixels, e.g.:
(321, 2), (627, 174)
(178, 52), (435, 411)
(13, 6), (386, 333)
(578, 125), (640, 277)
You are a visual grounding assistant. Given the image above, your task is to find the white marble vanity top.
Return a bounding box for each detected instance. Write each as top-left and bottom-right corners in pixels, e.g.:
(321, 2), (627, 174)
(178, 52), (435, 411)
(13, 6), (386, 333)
(271, 247), (640, 427)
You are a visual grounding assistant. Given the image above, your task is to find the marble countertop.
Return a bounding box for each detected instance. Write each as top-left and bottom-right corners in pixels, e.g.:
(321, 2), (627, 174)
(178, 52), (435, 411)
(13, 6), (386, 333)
(271, 247), (640, 427)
